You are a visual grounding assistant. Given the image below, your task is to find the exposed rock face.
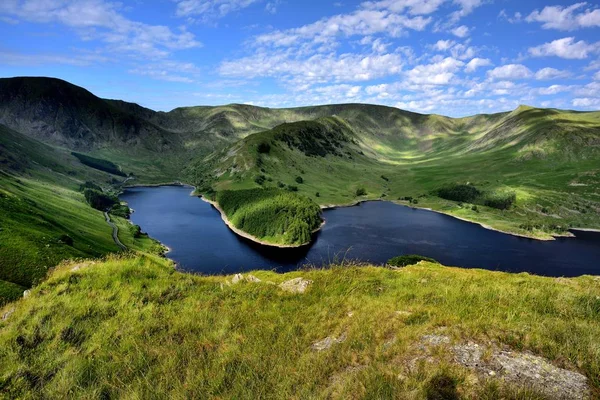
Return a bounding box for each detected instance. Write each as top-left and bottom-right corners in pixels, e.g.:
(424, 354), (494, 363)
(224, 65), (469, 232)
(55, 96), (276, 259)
(230, 274), (261, 284)
(279, 278), (313, 293)
(416, 335), (591, 399)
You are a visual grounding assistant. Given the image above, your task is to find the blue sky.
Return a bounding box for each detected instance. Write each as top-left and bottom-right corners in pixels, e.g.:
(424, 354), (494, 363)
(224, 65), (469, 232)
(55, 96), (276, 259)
(0, 0), (599, 116)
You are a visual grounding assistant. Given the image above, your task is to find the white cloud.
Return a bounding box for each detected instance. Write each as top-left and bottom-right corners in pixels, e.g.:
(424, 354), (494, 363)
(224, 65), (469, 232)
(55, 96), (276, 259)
(529, 37), (599, 59)
(451, 25), (470, 37)
(433, 40), (455, 51)
(361, 0), (447, 15)
(220, 51), (403, 87)
(534, 67), (571, 80)
(464, 57), (491, 72)
(0, 0), (201, 58)
(265, 1), (279, 14)
(175, 0), (262, 21)
(526, 2), (600, 31)
(538, 85), (571, 95)
(573, 97), (600, 107)
(406, 57), (464, 85)
(594, 71), (600, 80)
(487, 64), (533, 80)
(254, 9), (431, 49)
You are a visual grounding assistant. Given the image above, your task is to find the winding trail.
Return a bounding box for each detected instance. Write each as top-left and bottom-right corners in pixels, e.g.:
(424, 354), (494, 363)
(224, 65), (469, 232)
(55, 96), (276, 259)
(104, 211), (127, 250)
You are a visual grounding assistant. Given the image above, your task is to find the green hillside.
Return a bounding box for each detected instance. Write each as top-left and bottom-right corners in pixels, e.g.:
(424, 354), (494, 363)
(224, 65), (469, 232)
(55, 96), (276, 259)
(0, 254), (598, 398)
(195, 106), (600, 240)
(0, 76), (599, 293)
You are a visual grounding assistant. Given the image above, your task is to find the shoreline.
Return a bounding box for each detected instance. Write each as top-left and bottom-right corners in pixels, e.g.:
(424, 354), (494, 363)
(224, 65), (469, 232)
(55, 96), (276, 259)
(319, 198), (580, 242)
(200, 197), (325, 249)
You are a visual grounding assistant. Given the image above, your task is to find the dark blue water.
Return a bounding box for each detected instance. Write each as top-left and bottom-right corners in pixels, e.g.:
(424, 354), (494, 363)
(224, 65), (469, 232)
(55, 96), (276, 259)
(120, 185), (600, 277)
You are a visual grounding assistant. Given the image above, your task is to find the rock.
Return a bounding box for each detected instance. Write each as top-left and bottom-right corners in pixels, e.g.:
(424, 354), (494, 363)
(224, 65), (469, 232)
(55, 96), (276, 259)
(421, 334), (450, 346)
(1, 307), (15, 321)
(23, 290), (31, 298)
(312, 332), (347, 351)
(452, 343), (590, 399)
(231, 274), (244, 284)
(279, 277), (313, 293)
(230, 274), (261, 284)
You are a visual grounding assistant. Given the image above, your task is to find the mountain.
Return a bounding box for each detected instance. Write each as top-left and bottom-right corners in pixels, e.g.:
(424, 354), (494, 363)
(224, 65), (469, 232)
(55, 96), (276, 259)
(1, 76), (599, 275)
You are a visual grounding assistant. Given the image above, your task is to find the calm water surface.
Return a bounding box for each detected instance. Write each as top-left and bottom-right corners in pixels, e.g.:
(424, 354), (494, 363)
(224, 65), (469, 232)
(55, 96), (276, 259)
(120, 185), (600, 277)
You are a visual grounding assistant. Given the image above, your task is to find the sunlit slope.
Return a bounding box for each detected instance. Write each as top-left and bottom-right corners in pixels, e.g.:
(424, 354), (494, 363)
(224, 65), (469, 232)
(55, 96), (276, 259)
(0, 254), (598, 398)
(194, 108), (600, 239)
(0, 124), (162, 303)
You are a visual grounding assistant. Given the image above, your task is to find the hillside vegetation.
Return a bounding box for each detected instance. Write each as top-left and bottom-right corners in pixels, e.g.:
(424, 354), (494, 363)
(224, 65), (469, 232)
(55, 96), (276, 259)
(212, 188), (323, 246)
(0, 255), (598, 398)
(198, 106), (600, 239)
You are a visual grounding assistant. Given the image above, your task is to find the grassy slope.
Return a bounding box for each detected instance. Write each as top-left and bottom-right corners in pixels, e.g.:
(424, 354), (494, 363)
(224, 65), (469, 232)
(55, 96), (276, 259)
(0, 125), (164, 301)
(0, 254), (598, 398)
(196, 107), (600, 239)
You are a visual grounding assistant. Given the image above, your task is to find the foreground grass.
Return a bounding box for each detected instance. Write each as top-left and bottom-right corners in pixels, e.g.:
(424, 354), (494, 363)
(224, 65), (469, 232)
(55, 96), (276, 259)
(1, 254), (598, 398)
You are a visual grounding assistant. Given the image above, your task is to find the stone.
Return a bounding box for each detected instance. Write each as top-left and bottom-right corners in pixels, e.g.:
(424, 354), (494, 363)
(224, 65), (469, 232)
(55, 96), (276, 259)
(279, 277), (313, 293)
(231, 274), (244, 284)
(23, 290), (31, 298)
(312, 332), (347, 351)
(1, 307), (15, 321)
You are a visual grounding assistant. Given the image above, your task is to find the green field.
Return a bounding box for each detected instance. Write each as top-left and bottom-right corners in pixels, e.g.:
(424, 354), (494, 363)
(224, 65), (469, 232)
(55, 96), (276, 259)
(0, 254), (598, 398)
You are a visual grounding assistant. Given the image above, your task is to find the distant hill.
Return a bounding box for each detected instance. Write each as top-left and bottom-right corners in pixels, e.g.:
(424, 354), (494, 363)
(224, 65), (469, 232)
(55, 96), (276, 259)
(1, 75), (600, 244)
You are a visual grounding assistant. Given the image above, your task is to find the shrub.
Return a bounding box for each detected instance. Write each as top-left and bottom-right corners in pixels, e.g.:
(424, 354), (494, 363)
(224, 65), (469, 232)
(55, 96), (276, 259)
(257, 142), (271, 154)
(356, 187), (367, 196)
(437, 184), (481, 203)
(483, 190), (516, 210)
(387, 254), (438, 267)
(72, 152), (125, 176)
(254, 175), (266, 185)
(215, 188), (322, 245)
(287, 185), (298, 192)
(380, 175), (389, 181)
(412, 198), (419, 204)
(471, 205), (479, 212)
(78, 181), (102, 192)
(315, 192), (320, 197)
(84, 189), (118, 211)
(58, 234), (74, 246)
(110, 204), (131, 218)
(277, 181), (286, 188)
(295, 176), (304, 184)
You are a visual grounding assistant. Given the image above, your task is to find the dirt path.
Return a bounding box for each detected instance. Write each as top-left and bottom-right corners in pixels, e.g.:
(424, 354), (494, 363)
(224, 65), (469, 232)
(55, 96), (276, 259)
(104, 211), (127, 250)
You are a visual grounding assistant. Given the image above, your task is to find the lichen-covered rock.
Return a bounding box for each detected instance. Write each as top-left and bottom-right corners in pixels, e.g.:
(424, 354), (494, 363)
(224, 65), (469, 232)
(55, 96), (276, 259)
(279, 277), (313, 293)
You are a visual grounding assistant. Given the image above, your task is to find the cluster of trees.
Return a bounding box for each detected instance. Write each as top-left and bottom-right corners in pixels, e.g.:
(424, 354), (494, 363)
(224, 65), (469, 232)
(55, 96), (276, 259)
(72, 152), (125, 176)
(215, 188), (322, 245)
(437, 184), (517, 210)
(83, 188), (118, 211)
(387, 254), (438, 267)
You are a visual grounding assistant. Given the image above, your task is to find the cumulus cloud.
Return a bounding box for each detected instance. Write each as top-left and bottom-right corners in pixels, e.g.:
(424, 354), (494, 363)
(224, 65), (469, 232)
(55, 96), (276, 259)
(174, 0), (262, 22)
(487, 64), (533, 80)
(464, 57), (492, 73)
(529, 37), (599, 59)
(220, 51), (403, 87)
(526, 2), (600, 31)
(451, 25), (470, 37)
(0, 0), (201, 58)
(534, 67), (571, 80)
(406, 57), (464, 85)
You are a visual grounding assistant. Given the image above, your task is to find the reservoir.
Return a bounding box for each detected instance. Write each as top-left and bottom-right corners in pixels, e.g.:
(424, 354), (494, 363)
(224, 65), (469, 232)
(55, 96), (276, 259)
(120, 185), (600, 277)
